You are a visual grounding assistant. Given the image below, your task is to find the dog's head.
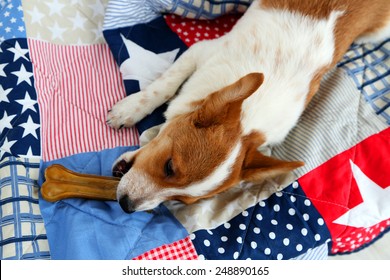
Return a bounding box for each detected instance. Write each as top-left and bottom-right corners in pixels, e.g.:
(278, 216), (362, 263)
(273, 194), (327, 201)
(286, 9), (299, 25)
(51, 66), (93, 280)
(114, 73), (303, 213)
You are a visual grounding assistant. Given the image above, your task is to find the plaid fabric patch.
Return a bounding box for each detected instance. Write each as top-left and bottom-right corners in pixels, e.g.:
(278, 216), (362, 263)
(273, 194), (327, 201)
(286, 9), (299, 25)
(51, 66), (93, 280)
(338, 39), (390, 125)
(166, 0), (252, 19)
(133, 236), (198, 260)
(0, 156), (49, 259)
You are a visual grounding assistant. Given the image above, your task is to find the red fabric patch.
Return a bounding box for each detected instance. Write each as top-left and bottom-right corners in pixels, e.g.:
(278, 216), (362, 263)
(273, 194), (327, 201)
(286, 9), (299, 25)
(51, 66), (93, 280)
(299, 128), (390, 254)
(164, 14), (241, 47)
(133, 236), (198, 260)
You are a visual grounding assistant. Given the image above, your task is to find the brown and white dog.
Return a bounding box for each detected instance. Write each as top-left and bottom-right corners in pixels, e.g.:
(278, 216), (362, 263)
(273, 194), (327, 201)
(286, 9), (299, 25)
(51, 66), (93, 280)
(107, 0), (390, 213)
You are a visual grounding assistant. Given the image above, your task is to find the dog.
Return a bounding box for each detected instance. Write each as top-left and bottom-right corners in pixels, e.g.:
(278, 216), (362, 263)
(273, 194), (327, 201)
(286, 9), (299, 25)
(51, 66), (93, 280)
(106, 0), (390, 213)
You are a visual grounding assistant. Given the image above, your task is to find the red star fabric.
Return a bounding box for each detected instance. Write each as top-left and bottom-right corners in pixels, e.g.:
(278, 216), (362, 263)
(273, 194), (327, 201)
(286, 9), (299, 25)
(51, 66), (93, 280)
(299, 128), (390, 254)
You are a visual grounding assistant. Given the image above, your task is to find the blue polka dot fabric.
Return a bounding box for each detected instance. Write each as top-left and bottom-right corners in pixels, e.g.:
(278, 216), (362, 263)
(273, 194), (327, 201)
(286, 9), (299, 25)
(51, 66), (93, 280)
(190, 181), (331, 260)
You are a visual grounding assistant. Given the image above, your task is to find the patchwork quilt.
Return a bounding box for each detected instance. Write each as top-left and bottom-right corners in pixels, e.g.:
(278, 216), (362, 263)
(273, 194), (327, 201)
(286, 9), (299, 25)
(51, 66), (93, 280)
(0, 0), (389, 260)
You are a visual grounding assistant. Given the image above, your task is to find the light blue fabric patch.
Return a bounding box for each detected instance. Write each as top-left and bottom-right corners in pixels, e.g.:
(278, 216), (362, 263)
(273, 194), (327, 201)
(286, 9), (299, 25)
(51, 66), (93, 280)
(0, 0), (27, 42)
(38, 146), (188, 259)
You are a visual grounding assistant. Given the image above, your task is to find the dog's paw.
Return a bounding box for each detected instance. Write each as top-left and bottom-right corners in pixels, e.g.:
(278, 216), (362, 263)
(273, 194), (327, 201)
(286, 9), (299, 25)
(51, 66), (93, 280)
(106, 93), (149, 129)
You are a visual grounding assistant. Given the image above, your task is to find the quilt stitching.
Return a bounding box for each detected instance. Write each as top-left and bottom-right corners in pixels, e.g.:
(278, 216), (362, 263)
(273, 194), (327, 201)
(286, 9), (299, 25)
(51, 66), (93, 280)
(0, 156), (49, 259)
(338, 39), (390, 125)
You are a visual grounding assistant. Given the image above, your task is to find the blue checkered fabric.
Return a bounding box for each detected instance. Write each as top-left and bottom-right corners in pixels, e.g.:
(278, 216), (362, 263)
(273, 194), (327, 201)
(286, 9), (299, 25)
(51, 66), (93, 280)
(338, 39), (390, 125)
(0, 156), (49, 259)
(104, 0), (253, 30)
(165, 0), (253, 19)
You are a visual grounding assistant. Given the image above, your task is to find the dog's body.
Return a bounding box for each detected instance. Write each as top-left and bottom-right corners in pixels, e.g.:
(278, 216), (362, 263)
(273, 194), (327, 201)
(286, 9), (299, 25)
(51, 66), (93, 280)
(107, 0), (390, 213)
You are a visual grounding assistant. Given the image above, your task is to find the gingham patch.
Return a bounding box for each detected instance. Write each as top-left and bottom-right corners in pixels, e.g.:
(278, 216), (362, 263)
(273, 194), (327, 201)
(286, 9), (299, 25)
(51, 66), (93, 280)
(133, 236), (198, 260)
(0, 156), (49, 259)
(165, 0), (252, 19)
(338, 39), (390, 125)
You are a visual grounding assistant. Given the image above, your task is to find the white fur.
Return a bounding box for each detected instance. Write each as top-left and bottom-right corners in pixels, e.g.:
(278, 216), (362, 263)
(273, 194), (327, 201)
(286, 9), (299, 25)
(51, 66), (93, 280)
(108, 3), (342, 144)
(107, 1), (354, 211)
(165, 7), (343, 145)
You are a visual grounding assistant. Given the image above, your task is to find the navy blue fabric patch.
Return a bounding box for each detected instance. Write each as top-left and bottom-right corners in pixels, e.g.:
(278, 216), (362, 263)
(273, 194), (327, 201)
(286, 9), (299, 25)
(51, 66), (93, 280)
(0, 38), (40, 160)
(191, 181), (331, 260)
(103, 16), (188, 134)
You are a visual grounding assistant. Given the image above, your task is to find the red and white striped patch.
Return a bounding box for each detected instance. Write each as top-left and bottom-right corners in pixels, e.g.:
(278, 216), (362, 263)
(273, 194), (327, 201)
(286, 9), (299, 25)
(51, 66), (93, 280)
(133, 236), (198, 260)
(28, 39), (139, 161)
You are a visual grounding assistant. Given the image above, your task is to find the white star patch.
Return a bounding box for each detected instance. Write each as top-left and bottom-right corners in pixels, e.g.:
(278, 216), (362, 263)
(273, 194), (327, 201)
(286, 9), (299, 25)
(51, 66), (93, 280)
(19, 115), (40, 139)
(14, 91), (37, 113)
(8, 41), (29, 62)
(0, 111), (17, 131)
(11, 64), (33, 86)
(119, 34), (179, 90)
(0, 84), (12, 103)
(333, 160), (390, 228)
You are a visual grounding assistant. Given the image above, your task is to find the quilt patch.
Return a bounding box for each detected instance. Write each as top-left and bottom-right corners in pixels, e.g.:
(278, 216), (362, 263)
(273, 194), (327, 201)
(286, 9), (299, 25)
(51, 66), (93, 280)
(28, 40), (139, 161)
(0, 157), (49, 259)
(299, 128), (390, 254)
(0, 0), (26, 42)
(338, 39), (390, 124)
(0, 39), (40, 160)
(1, 0), (390, 260)
(133, 236), (198, 260)
(22, 0), (108, 44)
(191, 182), (331, 260)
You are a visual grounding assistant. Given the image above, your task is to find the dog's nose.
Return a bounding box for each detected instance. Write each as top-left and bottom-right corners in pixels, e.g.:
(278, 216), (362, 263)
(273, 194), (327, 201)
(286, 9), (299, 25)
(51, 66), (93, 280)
(118, 195), (135, 214)
(112, 159), (133, 178)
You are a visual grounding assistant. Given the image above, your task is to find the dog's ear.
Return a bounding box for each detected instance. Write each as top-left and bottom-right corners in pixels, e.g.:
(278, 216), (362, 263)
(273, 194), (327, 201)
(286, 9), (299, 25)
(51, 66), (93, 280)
(192, 72), (264, 128)
(241, 142), (304, 183)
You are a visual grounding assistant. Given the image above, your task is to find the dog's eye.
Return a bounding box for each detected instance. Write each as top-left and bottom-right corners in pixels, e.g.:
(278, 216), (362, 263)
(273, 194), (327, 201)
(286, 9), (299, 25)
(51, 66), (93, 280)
(164, 159), (174, 177)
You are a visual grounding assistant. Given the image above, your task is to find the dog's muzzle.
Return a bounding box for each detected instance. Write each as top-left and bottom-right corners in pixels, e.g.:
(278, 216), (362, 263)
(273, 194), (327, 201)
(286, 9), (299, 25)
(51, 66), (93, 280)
(118, 195), (135, 214)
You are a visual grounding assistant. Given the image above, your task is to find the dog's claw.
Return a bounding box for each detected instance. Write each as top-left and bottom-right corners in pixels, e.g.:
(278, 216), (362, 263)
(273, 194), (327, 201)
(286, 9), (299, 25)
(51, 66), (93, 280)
(106, 93), (147, 129)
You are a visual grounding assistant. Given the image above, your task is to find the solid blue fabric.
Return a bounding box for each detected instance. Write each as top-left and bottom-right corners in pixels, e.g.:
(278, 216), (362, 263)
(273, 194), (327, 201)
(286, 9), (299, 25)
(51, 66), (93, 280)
(38, 146), (188, 259)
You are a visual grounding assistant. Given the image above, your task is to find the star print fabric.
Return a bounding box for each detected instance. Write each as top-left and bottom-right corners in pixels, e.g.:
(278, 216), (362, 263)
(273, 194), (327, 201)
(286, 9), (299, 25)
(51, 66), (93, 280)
(103, 16), (187, 134)
(298, 128), (390, 254)
(22, 0), (107, 45)
(23, 0), (139, 161)
(1, 1), (40, 160)
(0, 0), (26, 42)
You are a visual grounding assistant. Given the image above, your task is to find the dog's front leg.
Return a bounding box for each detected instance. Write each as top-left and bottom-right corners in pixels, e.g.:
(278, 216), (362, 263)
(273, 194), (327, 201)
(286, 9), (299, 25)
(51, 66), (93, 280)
(106, 47), (198, 129)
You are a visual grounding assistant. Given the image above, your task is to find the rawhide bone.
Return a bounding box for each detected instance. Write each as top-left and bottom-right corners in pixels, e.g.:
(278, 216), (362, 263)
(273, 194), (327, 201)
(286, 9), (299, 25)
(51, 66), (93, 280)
(41, 164), (120, 202)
